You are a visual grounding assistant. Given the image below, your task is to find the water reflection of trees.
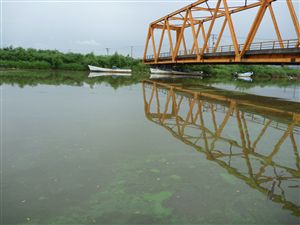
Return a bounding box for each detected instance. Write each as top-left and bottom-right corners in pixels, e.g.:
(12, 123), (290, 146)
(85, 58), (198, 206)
(142, 80), (300, 216)
(0, 70), (144, 89)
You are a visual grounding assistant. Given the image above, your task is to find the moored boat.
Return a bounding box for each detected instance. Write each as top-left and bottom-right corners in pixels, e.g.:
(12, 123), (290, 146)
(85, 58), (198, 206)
(150, 68), (173, 74)
(150, 68), (203, 76)
(171, 70), (203, 76)
(150, 74), (203, 79)
(88, 72), (132, 78)
(88, 65), (132, 73)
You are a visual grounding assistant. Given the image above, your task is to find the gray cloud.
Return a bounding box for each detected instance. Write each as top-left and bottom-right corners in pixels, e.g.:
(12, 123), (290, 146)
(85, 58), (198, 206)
(2, 0), (299, 57)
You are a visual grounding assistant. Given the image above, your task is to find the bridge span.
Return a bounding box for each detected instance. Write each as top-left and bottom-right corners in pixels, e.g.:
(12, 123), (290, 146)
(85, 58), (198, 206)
(143, 0), (300, 65)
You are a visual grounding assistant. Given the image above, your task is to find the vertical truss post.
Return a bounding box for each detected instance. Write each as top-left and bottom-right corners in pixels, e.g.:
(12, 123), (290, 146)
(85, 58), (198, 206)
(268, 3), (283, 48)
(166, 19), (174, 61)
(201, 25), (209, 52)
(223, 0), (240, 60)
(182, 33), (188, 55)
(150, 27), (157, 62)
(143, 27), (151, 61)
(191, 22), (202, 54)
(189, 9), (201, 60)
(176, 29), (187, 55)
(173, 11), (189, 60)
(157, 20), (167, 60)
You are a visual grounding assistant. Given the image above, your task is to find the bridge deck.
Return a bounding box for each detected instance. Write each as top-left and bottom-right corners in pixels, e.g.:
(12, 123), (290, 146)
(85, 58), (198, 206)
(144, 39), (300, 65)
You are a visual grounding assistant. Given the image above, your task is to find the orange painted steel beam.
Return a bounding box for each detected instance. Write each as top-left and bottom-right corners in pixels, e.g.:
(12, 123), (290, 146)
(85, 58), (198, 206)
(173, 11), (189, 60)
(191, 22), (202, 54)
(240, 0), (270, 57)
(268, 4), (283, 48)
(166, 19), (174, 61)
(286, 0), (300, 46)
(150, 28), (157, 62)
(222, 0), (240, 59)
(157, 20), (166, 59)
(189, 9), (201, 59)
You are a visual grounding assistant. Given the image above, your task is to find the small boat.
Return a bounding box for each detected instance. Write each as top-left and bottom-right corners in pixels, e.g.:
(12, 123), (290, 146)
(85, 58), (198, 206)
(88, 65), (132, 73)
(150, 74), (203, 79)
(150, 68), (203, 76)
(234, 72), (253, 77)
(150, 68), (173, 74)
(172, 70), (203, 76)
(88, 72), (132, 78)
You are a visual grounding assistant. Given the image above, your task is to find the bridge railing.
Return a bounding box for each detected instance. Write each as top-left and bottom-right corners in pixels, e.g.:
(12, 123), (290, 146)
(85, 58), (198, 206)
(145, 39), (299, 60)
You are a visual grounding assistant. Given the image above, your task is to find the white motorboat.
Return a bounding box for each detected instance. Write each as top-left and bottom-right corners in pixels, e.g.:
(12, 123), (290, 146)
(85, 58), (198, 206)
(88, 72), (132, 78)
(150, 68), (203, 76)
(171, 70), (203, 76)
(88, 65), (132, 73)
(150, 74), (203, 79)
(234, 71), (253, 77)
(150, 68), (173, 74)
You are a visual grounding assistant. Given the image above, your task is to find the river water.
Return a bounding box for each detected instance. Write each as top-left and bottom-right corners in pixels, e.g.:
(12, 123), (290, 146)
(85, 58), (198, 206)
(1, 70), (300, 224)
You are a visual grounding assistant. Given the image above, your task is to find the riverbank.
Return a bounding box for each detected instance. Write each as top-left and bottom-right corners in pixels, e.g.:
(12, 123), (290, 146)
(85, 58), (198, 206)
(1, 68), (299, 91)
(1, 47), (300, 79)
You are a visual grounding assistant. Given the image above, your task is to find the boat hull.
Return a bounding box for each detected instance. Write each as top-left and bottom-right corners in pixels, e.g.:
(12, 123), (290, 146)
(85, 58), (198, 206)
(88, 72), (132, 77)
(88, 65), (132, 73)
(150, 74), (203, 79)
(150, 68), (172, 74)
(150, 68), (203, 76)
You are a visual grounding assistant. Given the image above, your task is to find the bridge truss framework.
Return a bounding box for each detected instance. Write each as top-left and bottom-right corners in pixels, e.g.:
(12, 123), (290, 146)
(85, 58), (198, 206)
(143, 0), (300, 65)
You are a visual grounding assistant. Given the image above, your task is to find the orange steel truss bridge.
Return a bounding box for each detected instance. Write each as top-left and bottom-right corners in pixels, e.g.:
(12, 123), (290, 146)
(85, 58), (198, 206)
(143, 0), (300, 65)
(142, 80), (300, 215)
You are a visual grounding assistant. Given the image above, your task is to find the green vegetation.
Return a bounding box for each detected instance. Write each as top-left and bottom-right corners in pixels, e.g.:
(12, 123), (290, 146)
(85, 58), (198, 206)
(0, 46), (148, 72)
(177, 64), (300, 79)
(1, 47), (300, 80)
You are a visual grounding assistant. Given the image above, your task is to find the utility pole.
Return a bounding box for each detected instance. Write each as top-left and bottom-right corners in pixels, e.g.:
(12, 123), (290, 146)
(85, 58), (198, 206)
(105, 48), (110, 56)
(211, 34), (217, 48)
(130, 46), (133, 58)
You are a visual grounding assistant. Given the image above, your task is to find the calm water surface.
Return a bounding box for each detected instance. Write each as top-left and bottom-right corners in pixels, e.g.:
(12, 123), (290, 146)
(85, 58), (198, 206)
(1, 71), (300, 224)
(210, 83), (299, 102)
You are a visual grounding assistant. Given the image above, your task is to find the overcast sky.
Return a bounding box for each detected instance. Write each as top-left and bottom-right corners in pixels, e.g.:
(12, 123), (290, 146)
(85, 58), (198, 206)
(1, 0), (299, 58)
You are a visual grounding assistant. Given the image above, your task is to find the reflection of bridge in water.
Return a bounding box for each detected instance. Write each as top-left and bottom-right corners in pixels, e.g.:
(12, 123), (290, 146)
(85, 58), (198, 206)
(142, 80), (300, 216)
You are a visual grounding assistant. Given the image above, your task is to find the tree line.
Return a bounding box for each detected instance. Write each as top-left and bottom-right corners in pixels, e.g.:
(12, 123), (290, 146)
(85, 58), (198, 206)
(0, 46), (147, 71)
